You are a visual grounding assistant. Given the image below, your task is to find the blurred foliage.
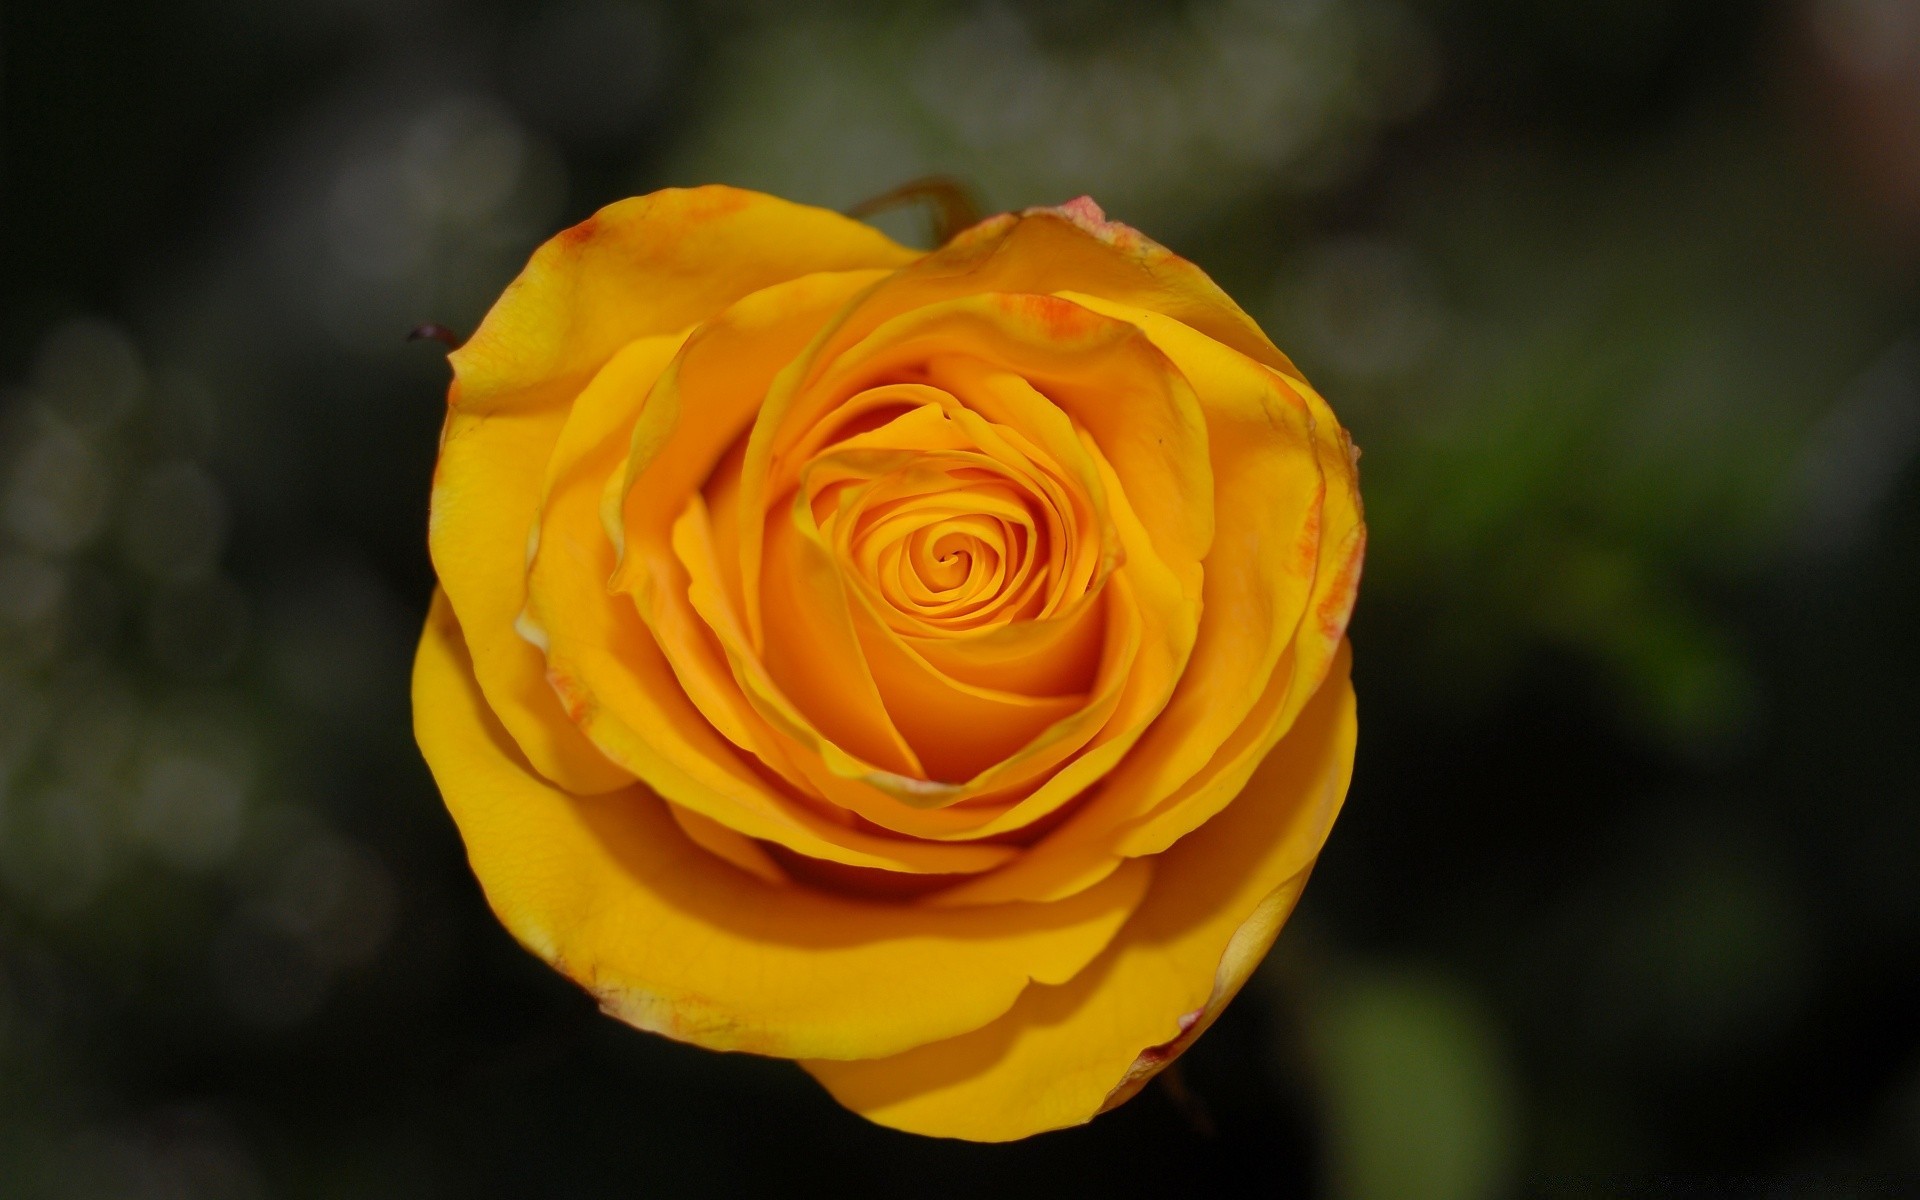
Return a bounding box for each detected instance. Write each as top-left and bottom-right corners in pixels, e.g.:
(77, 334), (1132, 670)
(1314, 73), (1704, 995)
(2, 0), (1918, 1196)
(1305, 967), (1519, 1200)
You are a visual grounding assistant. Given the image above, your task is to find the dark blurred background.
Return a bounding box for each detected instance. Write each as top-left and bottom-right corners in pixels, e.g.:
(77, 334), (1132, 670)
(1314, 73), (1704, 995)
(1, 0), (1916, 1195)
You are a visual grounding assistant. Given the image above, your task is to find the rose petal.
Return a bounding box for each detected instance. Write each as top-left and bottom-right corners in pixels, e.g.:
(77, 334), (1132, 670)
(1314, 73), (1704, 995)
(1054, 295), (1362, 851)
(525, 347), (1014, 871)
(433, 186), (912, 794)
(432, 397), (634, 795)
(449, 186), (916, 416)
(796, 199), (1305, 400)
(762, 292), (1214, 599)
(416, 590), (1155, 1061)
(802, 643), (1355, 1138)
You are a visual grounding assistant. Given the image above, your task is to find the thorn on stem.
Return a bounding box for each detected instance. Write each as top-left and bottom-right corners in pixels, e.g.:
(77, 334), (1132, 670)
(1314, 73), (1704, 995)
(408, 322), (463, 348)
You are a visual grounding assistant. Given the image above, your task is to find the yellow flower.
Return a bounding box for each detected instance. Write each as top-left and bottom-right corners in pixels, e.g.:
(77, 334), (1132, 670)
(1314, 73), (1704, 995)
(413, 186), (1363, 1141)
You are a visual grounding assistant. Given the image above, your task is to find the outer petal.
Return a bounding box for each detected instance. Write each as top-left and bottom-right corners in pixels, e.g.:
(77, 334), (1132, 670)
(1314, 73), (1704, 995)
(1055, 295), (1363, 854)
(416, 590), (1154, 1061)
(804, 643), (1355, 1140)
(1114, 362), (1363, 857)
(449, 186), (918, 414)
(431, 399), (634, 794)
(1050, 294), (1325, 808)
(798, 197), (1303, 397)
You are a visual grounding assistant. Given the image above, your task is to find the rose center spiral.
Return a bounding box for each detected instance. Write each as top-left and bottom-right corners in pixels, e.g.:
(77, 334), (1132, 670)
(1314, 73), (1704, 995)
(838, 468), (1048, 632)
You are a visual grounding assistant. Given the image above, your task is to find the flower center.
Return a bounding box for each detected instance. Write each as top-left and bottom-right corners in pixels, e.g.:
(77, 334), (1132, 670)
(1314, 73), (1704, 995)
(811, 456), (1051, 635)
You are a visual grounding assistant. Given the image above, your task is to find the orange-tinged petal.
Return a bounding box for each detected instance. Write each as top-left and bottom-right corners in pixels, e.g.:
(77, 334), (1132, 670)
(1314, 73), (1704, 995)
(606, 269), (898, 581)
(759, 484), (928, 776)
(647, 300), (1206, 836)
(667, 804), (789, 886)
(933, 640), (1350, 905)
(674, 496), (976, 825)
(743, 582), (1133, 842)
(799, 197), (1303, 396)
(935, 444), (1198, 840)
(508, 265), (1030, 868)
(1118, 641), (1317, 855)
(597, 270), (928, 790)
(1046, 295), (1351, 841)
(1113, 404), (1359, 855)
(449, 186), (916, 416)
(533, 333), (689, 508)
(1104, 372), (1361, 861)
(790, 451), (1088, 782)
(1274, 368), (1367, 732)
(690, 432), (1192, 843)
(803, 643), (1356, 1139)
(803, 386), (1110, 662)
(788, 293), (1214, 591)
(515, 321), (811, 787)
(923, 825), (1130, 908)
(734, 289), (1205, 657)
(851, 605), (1090, 786)
(416, 589), (1155, 1060)
(525, 383), (1013, 873)
(595, 271), (902, 801)
(700, 289), (1211, 834)
(914, 362), (1115, 623)
(432, 185), (911, 795)
(639, 496), (812, 788)
(903, 594), (1107, 702)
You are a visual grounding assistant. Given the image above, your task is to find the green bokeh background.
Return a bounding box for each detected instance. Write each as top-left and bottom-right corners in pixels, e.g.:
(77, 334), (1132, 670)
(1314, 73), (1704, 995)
(2, 1), (1916, 1195)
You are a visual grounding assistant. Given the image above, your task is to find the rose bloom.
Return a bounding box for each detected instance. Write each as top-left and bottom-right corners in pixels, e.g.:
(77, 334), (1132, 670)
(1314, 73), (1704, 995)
(413, 186), (1363, 1141)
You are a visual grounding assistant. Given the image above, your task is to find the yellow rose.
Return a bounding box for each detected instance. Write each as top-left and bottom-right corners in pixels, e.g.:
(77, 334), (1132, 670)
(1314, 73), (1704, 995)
(412, 186), (1363, 1141)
